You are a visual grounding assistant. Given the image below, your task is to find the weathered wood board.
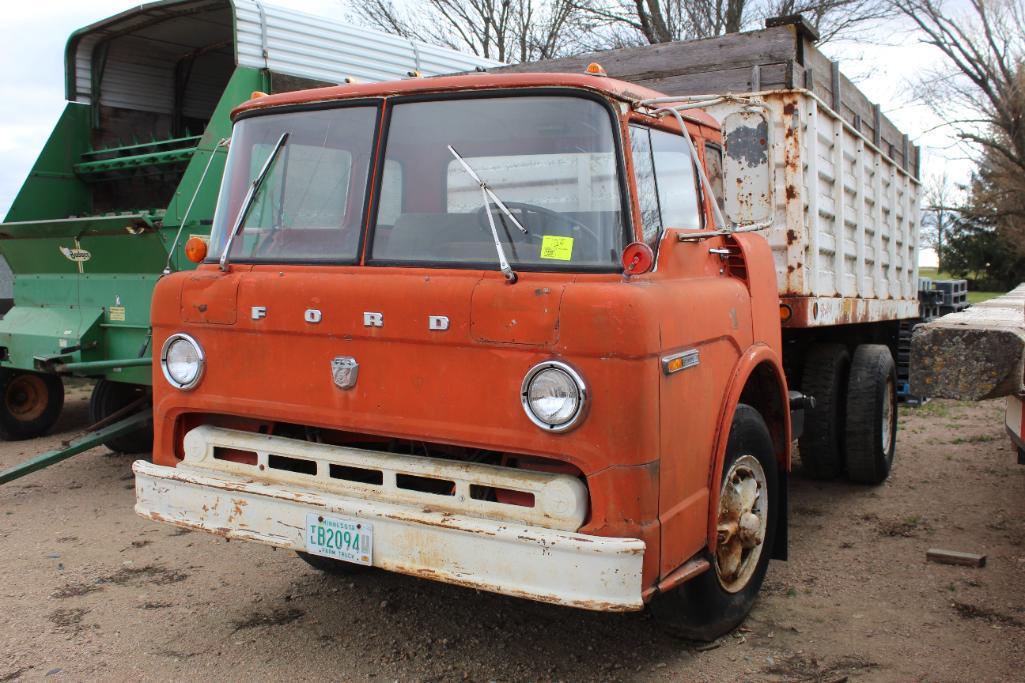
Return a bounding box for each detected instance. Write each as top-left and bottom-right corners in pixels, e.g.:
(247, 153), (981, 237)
(496, 18), (919, 174)
(911, 284), (1025, 400)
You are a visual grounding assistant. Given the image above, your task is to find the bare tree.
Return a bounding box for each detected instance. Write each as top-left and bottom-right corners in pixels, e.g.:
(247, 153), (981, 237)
(892, 0), (1025, 256)
(350, 0), (588, 63)
(574, 0), (893, 45)
(920, 171), (961, 270)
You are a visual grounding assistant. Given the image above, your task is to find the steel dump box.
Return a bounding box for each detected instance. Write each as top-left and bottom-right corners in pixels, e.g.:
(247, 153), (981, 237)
(707, 90), (921, 327)
(499, 15), (922, 328)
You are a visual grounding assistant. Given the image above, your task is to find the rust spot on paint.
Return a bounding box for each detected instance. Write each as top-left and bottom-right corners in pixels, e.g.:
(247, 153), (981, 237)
(786, 185), (797, 200)
(782, 102), (796, 116)
(786, 229), (798, 245)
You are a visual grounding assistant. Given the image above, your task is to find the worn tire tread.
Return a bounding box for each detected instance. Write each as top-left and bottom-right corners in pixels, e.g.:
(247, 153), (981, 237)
(797, 344), (850, 479)
(845, 345), (897, 485)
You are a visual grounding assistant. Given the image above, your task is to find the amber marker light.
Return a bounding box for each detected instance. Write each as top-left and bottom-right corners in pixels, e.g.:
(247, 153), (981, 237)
(250, 90), (268, 100)
(585, 62), (607, 76)
(185, 236), (208, 263)
(780, 303), (793, 323)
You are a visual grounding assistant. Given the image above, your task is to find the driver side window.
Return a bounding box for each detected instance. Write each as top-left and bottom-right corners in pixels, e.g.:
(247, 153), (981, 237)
(630, 125), (703, 247)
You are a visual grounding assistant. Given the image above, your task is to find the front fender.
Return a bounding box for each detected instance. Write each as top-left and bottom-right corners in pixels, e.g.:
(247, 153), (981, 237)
(705, 343), (790, 552)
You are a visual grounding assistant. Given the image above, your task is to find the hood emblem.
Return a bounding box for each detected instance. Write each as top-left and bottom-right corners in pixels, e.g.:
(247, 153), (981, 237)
(331, 356), (359, 390)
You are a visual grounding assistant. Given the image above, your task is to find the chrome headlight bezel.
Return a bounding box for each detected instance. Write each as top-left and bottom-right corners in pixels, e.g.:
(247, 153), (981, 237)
(520, 360), (588, 433)
(160, 333), (205, 390)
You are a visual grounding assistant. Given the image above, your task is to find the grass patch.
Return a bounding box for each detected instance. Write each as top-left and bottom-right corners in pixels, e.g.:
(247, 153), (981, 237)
(968, 291), (1004, 304)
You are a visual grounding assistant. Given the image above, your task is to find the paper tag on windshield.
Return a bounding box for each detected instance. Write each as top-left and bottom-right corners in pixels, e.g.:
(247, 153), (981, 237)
(540, 235), (573, 261)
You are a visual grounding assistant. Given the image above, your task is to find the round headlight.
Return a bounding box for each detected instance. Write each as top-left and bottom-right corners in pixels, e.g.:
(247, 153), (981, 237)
(161, 333), (204, 390)
(521, 361), (587, 432)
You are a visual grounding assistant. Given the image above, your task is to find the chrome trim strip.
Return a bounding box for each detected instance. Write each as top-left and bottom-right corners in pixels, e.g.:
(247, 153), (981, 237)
(661, 349), (700, 375)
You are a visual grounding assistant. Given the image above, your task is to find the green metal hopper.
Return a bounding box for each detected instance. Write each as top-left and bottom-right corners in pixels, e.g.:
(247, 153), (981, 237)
(0, 0), (498, 453)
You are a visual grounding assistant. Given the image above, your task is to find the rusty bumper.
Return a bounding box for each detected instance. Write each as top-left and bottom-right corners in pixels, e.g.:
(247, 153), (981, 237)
(134, 460), (645, 611)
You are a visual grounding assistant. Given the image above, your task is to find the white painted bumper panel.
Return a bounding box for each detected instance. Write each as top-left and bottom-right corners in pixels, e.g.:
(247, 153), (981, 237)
(134, 460), (645, 611)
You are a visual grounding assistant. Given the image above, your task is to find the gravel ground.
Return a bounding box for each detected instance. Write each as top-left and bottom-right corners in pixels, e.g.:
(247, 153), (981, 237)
(1, 387), (1024, 681)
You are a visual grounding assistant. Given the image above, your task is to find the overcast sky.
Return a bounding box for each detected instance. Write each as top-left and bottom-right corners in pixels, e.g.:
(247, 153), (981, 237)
(0, 1), (970, 267)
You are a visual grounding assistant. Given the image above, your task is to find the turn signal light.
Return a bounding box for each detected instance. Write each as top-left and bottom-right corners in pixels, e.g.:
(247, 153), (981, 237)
(780, 303), (793, 323)
(185, 236), (208, 263)
(250, 90), (268, 100)
(585, 62), (607, 76)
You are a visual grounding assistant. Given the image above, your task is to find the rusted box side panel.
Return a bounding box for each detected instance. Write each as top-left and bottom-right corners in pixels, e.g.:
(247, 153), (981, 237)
(708, 90), (921, 327)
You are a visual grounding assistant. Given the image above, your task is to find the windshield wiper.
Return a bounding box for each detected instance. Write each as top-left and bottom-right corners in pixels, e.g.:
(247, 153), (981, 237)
(447, 145), (527, 284)
(219, 131), (290, 272)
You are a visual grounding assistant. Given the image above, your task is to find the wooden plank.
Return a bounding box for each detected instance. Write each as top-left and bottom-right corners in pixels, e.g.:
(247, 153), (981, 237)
(638, 63), (789, 96)
(494, 26), (797, 83)
(927, 549), (987, 568)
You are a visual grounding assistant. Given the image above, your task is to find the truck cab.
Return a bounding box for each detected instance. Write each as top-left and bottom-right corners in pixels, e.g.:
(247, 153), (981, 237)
(135, 71), (791, 640)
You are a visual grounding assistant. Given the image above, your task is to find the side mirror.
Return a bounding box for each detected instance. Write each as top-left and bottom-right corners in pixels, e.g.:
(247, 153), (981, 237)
(722, 110), (773, 226)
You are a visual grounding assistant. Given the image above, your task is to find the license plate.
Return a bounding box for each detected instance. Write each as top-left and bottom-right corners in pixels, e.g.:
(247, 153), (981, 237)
(304, 512), (373, 566)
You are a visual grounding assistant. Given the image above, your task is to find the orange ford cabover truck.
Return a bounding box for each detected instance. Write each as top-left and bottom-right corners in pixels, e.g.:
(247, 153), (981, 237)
(134, 67), (919, 640)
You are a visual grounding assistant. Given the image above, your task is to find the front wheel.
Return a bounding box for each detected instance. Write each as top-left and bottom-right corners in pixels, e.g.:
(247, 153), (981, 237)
(0, 370), (64, 440)
(650, 404), (779, 641)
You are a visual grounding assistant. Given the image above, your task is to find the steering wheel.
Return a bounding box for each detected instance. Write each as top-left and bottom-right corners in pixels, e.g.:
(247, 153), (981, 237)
(474, 202), (600, 244)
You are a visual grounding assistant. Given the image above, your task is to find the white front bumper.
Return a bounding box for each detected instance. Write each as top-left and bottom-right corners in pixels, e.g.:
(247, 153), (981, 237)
(134, 460), (645, 611)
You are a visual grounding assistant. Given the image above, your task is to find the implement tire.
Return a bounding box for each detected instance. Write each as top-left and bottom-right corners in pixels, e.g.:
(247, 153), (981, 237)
(797, 344), (850, 479)
(844, 345), (897, 485)
(0, 370), (64, 440)
(650, 404), (778, 641)
(89, 380), (152, 454)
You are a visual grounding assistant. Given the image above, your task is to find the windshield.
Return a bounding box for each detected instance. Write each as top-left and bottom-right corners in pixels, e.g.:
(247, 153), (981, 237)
(208, 106), (377, 263)
(370, 96), (627, 268)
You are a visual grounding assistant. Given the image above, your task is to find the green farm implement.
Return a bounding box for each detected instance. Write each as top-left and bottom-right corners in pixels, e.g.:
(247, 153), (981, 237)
(0, 7), (264, 449)
(0, 0), (495, 481)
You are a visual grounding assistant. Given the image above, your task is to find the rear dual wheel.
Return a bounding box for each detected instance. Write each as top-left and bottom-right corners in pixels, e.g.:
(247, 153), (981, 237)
(0, 370), (64, 440)
(798, 343), (897, 485)
(651, 404), (778, 641)
(844, 346), (897, 484)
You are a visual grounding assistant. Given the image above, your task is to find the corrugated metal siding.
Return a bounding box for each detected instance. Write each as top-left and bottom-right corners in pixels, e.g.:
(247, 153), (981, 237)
(233, 0), (500, 83)
(71, 0), (502, 112)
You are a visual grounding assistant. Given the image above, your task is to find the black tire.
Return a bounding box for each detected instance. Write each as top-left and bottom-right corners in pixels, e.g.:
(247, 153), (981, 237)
(89, 379), (152, 453)
(296, 551), (371, 576)
(797, 344), (850, 479)
(0, 370), (64, 440)
(651, 404), (779, 641)
(844, 345), (897, 484)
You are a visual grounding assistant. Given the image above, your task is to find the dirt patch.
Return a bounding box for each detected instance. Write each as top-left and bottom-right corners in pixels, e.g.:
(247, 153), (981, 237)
(53, 564), (187, 599)
(876, 515), (931, 537)
(49, 608), (93, 634)
(101, 564), (189, 587)
(952, 601), (1024, 628)
(51, 583), (102, 599)
(1, 395), (1024, 680)
(231, 607), (305, 631)
(762, 652), (877, 681)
